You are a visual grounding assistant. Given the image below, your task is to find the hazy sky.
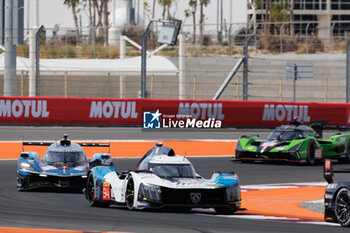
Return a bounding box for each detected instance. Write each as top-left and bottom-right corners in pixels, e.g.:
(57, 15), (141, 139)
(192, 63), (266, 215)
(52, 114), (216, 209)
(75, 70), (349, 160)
(24, 0), (247, 32)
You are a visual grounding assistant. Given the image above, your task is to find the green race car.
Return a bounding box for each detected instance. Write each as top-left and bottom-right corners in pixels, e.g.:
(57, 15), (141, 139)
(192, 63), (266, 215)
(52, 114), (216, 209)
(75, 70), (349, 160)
(234, 121), (350, 165)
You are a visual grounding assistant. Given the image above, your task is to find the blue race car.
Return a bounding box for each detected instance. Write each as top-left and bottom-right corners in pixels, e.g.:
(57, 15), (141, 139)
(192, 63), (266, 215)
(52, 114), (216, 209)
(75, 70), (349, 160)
(17, 134), (109, 191)
(85, 143), (242, 214)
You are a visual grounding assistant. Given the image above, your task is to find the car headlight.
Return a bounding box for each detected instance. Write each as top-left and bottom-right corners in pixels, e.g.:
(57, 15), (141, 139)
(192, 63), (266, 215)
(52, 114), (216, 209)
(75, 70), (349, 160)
(226, 185), (240, 202)
(138, 183), (162, 202)
(19, 162), (37, 172)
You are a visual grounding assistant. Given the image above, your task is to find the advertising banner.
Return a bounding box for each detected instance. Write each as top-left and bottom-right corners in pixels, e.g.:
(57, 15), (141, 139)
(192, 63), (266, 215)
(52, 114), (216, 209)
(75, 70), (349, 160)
(0, 97), (348, 127)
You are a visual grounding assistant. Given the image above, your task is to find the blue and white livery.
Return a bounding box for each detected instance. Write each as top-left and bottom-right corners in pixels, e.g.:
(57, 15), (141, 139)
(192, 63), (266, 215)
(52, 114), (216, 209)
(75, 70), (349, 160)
(17, 135), (109, 191)
(85, 143), (242, 214)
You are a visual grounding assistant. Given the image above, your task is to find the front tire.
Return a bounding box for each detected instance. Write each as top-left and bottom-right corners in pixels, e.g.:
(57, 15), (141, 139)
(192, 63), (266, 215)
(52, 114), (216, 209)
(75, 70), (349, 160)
(340, 142), (350, 163)
(87, 174), (109, 208)
(126, 177), (135, 210)
(17, 175), (30, 191)
(306, 140), (316, 165)
(335, 188), (350, 227)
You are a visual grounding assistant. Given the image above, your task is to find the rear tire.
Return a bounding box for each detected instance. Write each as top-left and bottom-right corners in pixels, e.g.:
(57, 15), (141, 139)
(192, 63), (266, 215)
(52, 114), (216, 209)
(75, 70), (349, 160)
(306, 140), (316, 165)
(87, 174), (109, 208)
(335, 188), (350, 227)
(126, 177), (135, 210)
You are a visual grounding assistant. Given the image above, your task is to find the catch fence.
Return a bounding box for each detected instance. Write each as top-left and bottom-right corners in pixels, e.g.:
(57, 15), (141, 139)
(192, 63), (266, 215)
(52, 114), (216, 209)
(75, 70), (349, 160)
(0, 23), (348, 102)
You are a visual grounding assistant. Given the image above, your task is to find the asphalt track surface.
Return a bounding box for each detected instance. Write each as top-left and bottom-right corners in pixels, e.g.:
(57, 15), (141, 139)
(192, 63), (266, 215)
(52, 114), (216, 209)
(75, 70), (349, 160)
(1, 127), (350, 233)
(0, 126), (346, 141)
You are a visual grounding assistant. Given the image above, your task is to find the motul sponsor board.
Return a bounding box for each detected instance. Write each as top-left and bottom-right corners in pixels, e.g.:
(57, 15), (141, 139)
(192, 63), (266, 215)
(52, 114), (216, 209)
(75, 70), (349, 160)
(0, 97), (348, 127)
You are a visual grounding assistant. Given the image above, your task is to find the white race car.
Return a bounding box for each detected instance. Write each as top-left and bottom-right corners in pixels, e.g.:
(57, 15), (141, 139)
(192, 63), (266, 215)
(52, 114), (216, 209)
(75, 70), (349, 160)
(84, 143), (242, 214)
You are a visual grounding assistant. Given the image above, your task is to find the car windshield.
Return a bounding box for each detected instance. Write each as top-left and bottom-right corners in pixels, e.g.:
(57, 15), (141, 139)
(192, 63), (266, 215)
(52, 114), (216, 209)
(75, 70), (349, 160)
(43, 151), (86, 165)
(267, 130), (302, 141)
(149, 163), (195, 178)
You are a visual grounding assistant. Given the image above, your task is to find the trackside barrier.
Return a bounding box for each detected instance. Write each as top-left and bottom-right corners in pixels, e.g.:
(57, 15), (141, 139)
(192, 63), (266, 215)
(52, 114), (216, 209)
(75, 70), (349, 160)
(0, 97), (349, 127)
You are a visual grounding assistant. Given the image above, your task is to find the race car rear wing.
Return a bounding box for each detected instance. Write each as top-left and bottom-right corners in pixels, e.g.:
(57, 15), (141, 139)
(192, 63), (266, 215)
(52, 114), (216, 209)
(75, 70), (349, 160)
(23, 134), (109, 148)
(310, 120), (327, 138)
(324, 159), (350, 183)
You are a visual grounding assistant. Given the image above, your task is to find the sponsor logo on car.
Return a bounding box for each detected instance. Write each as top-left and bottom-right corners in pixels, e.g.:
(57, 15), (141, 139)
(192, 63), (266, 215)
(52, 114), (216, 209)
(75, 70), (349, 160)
(41, 166), (57, 171)
(102, 182), (110, 200)
(315, 148), (323, 159)
(190, 192), (201, 205)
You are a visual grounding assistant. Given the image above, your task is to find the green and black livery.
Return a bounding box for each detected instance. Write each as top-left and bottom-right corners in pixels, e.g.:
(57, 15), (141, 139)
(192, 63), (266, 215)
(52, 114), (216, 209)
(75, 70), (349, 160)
(235, 122), (350, 165)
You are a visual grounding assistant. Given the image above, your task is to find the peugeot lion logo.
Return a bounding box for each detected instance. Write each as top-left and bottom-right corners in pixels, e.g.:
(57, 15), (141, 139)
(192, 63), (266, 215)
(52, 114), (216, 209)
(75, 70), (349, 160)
(190, 192), (201, 205)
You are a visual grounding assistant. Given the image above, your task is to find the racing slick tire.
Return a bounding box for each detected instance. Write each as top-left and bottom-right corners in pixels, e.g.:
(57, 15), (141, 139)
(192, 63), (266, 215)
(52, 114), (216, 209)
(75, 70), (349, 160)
(306, 140), (316, 165)
(214, 207), (237, 215)
(87, 174), (109, 208)
(340, 142), (350, 163)
(17, 175), (30, 191)
(126, 177), (136, 210)
(335, 188), (350, 227)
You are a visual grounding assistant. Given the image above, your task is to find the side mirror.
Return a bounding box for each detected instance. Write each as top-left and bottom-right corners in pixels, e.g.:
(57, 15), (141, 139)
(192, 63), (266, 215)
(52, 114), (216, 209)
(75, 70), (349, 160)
(324, 159), (334, 184)
(20, 152), (29, 159)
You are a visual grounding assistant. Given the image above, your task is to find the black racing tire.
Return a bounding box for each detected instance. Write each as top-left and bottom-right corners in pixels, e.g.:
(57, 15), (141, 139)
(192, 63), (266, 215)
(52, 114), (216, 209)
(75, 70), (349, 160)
(340, 142), (350, 163)
(87, 174), (109, 208)
(306, 140), (316, 165)
(126, 177), (135, 210)
(335, 188), (350, 227)
(17, 175), (30, 191)
(214, 207), (237, 215)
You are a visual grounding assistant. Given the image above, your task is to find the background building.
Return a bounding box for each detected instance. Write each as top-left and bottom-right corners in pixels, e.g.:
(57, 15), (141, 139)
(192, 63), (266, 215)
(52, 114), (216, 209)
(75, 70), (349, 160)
(247, 0), (350, 40)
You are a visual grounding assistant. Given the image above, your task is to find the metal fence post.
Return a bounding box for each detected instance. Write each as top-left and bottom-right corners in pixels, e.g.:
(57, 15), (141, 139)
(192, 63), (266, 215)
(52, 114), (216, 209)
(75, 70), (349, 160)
(228, 24), (232, 56)
(108, 72), (111, 98)
(29, 29), (36, 96)
(64, 71), (68, 97)
(293, 64), (297, 102)
(151, 74), (154, 98)
(120, 35), (126, 98)
(193, 74), (196, 99)
(179, 33), (185, 99)
(35, 25), (45, 97)
(243, 35), (252, 100)
(324, 79), (328, 102)
(3, 0), (16, 96)
(141, 21), (152, 98)
(346, 40), (350, 103)
(280, 24), (284, 54)
(236, 77), (239, 100)
(279, 78), (282, 101)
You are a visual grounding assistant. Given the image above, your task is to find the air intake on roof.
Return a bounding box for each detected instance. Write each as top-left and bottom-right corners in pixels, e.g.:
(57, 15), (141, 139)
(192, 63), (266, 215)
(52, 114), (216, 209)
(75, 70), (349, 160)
(60, 134), (71, 146)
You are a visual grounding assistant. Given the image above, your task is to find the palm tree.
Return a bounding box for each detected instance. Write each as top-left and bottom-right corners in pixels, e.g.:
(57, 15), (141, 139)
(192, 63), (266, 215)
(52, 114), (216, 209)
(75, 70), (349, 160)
(185, 0), (198, 44)
(199, 0), (210, 45)
(158, 0), (172, 19)
(63, 0), (80, 44)
(289, 0), (295, 36)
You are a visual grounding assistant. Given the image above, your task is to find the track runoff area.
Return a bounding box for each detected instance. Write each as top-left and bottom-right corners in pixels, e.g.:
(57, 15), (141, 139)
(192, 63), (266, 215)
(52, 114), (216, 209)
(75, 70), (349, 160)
(0, 138), (332, 230)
